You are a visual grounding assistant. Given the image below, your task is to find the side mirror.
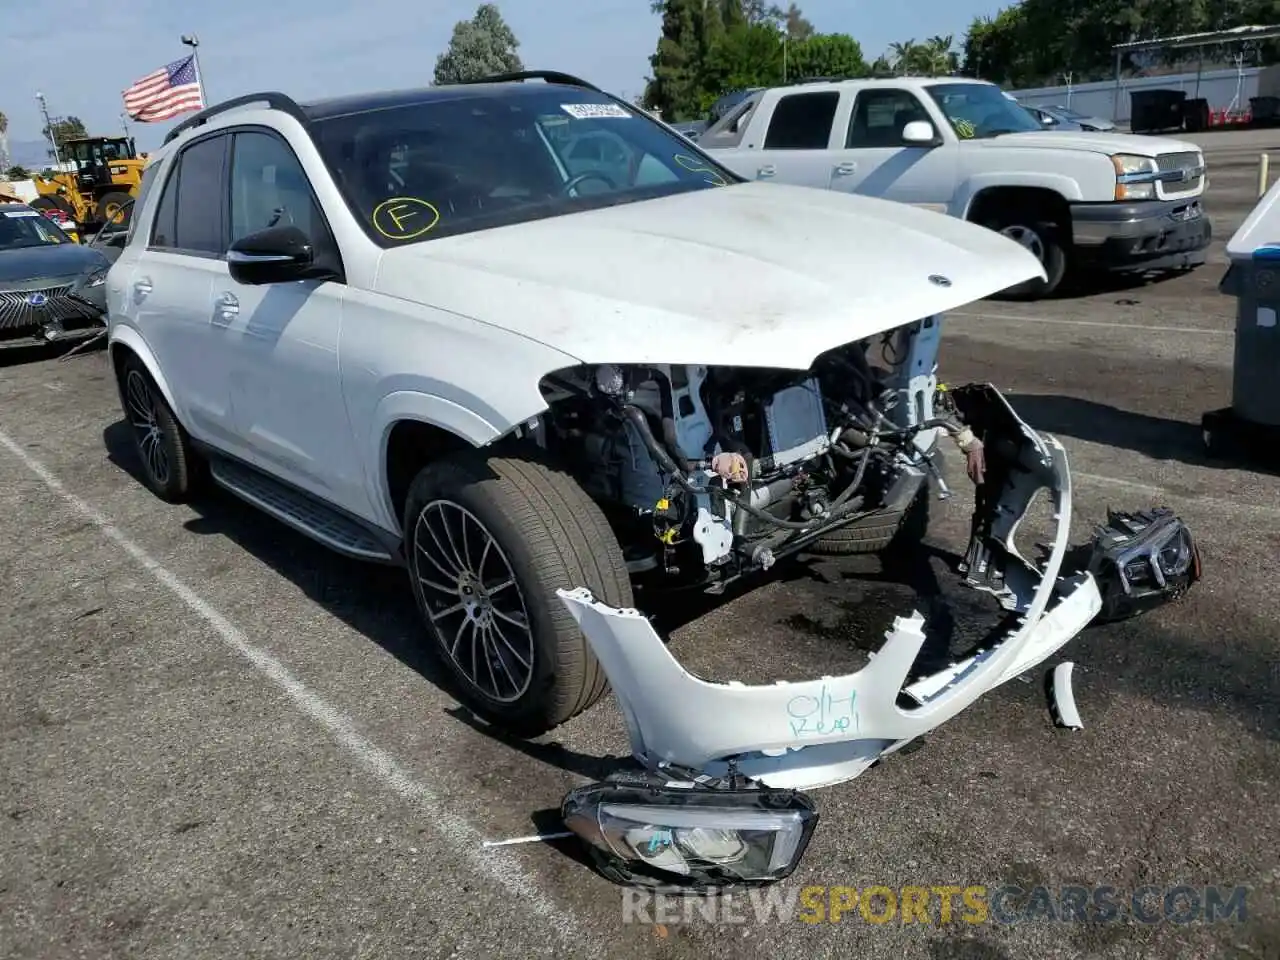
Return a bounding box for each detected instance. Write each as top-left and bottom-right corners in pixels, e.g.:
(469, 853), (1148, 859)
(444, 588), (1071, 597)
(902, 121), (941, 146)
(226, 224), (322, 285)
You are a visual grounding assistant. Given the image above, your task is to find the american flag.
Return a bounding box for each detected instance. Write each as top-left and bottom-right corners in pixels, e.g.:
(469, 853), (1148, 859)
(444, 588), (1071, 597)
(123, 55), (205, 122)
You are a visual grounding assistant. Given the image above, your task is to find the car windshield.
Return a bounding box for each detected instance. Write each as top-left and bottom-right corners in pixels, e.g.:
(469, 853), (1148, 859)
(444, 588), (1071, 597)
(924, 82), (1044, 139)
(0, 206), (71, 249)
(309, 86), (742, 247)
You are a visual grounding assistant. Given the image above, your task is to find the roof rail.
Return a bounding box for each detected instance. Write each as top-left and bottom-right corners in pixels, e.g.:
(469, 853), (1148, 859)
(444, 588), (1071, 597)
(454, 70), (602, 92)
(163, 91), (308, 145)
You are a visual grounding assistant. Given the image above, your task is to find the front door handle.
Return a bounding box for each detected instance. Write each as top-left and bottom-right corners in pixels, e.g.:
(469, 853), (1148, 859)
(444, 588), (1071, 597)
(213, 291), (239, 324)
(757, 164), (776, 178)
(834, 161), (857, 175)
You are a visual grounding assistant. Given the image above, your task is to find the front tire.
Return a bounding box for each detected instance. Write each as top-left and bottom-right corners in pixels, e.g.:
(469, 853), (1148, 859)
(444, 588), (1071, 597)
(404, 450), (633, 736)
(117, 355), (203, 502)
(982, 215), (1068, 300)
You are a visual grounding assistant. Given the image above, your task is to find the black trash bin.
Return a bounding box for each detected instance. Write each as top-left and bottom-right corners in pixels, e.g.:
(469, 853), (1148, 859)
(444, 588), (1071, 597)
(1202, 204), (1280, 465)
(1130, 89), (1187, 133)
(1184, 98), (1211, 132)
(1250, 95), (1280, 125)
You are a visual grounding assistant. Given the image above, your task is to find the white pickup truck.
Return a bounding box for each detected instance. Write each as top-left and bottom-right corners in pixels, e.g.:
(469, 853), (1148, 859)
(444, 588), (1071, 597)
(698, 77), (1211, 298)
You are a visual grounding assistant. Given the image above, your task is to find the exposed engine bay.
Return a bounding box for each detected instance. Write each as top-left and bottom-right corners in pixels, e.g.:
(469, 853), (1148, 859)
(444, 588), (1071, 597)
(529, 317), (982, 587)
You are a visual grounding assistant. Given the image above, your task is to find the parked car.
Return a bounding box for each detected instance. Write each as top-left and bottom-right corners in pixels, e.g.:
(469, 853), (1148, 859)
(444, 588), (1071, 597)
(1040, 103), (1116, 132)
(105, 73), (1103, 741)
(698, 77), (1210, 298)
(1021, 102), (1086, 131)
(0, 198), (111, 349)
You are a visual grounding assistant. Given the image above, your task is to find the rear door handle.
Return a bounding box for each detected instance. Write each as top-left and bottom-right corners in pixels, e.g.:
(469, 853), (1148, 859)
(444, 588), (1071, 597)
(132, 277), (152, 299)
(835, 161), (857, 175)
(213, 291), (239, 324)
(757, 164), (776, 178)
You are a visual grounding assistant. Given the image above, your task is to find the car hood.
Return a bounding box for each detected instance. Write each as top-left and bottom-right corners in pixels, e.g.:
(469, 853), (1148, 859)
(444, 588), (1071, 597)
(981, 130), (1200, 156)
(375, 182), (1044, 370)
(0, 243), (109, 285)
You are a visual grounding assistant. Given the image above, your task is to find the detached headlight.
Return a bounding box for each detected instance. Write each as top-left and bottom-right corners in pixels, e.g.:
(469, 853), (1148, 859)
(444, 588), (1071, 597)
(562, 775), (819, 890)
(1113, 153), (1159, 200)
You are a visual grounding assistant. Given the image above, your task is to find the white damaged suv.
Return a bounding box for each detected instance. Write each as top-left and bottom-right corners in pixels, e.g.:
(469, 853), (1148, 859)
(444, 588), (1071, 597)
(105, 71), (1105, 741)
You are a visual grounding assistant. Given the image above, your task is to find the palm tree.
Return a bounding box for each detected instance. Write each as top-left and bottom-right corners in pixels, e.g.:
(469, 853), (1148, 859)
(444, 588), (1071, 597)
(0, 110), (10, 175)
(889, 40), (917, 76)
(924, 35), (958, 76)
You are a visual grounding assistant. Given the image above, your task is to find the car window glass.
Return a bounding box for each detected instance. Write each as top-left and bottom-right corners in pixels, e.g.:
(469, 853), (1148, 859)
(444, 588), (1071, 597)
(846, 90), (931, 148)
(762, 92), (839, 150)
(149, 161), (179, 248)
(126, 162), (159, 245)
(229, 130), (323, 243)
(701, 97), (758, 148)
(173, 135), (227, 253)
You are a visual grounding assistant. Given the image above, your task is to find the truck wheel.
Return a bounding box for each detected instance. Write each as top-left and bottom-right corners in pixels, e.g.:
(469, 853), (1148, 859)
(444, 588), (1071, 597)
(983, 217), (1068, 300)
(117, 355), (205, 502)
(404, 449), (634, 737)
(96, 192), (133, 226)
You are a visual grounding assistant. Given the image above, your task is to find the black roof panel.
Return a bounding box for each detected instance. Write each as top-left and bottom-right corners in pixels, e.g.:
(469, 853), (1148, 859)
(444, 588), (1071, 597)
(300, 82), (593, 122)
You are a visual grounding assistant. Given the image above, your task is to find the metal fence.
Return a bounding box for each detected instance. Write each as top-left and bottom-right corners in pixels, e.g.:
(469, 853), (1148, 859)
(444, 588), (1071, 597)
(1009, 66), (1262, 123)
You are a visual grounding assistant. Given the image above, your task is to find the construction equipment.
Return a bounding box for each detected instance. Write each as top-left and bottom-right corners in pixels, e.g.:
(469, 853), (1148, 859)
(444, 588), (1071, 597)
(29, 136), (147, 234)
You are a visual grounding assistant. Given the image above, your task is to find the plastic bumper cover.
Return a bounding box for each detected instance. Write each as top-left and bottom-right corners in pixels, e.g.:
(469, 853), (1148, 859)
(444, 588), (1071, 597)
(556, 387), (1102, 792)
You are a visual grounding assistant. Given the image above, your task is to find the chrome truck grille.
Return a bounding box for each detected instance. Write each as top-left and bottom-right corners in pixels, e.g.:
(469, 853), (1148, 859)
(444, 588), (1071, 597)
(1155, 151), (1206, 200)
(0, 283), (101, 340)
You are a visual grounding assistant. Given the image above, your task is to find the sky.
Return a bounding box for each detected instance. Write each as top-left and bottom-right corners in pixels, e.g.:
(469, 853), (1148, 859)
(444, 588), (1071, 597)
(1, 0), (1007, 157)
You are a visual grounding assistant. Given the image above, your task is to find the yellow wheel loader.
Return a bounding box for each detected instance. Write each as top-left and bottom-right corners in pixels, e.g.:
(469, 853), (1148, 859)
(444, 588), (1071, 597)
(30, 136), (148, 236)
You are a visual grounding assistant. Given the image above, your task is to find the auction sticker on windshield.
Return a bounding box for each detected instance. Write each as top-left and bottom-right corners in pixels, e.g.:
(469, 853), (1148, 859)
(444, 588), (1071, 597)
(3, 209), (40, 218)
(561, 103), (631, 119)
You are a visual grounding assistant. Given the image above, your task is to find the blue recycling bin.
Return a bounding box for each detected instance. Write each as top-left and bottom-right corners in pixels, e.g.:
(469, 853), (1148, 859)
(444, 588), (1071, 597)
(1202, 179), (1280, 464)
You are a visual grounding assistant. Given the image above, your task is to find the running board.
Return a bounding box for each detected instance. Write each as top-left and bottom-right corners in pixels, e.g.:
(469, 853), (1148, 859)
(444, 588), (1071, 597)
(208, 457), (396, 563)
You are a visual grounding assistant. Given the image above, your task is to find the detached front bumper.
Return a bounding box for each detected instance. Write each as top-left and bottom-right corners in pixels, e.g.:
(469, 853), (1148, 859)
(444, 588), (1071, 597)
(557, 384), (1102, 792)
(1070, 198), (1212, 272)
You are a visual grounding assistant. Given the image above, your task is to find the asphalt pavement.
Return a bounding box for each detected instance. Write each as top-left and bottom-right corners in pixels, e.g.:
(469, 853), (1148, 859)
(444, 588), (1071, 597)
(2, 133), (1279, 960)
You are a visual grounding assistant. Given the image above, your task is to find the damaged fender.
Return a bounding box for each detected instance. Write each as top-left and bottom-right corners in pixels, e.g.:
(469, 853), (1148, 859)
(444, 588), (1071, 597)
(556, 386), (1103, 792)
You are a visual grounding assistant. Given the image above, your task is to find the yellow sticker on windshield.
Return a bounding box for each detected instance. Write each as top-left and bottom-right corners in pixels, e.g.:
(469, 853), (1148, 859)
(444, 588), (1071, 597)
(372, 197), (441, 240)
(673, 153), (728, 186)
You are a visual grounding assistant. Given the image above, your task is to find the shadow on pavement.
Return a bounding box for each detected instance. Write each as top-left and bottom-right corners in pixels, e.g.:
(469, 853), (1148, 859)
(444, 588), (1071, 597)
(1004, 392), (1279, 476)
(101, 416), (1280, 765)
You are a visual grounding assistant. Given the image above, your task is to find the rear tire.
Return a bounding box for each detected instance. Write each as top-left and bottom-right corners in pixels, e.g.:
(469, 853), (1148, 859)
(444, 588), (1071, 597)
(404, 449), (633, 736)
(117, 355), (204, 502)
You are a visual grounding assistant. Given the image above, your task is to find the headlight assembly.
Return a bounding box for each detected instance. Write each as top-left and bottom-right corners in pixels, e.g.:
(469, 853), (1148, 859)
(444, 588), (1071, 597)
(1085, 507), (1202, 623)
(1113, 153), (1159, 201)
(561, 772), (819, 891)
(85, 267), (108, 288)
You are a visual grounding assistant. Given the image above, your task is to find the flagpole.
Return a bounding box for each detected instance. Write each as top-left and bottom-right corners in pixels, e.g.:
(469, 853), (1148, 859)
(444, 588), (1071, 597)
(181, 34), (206, 106)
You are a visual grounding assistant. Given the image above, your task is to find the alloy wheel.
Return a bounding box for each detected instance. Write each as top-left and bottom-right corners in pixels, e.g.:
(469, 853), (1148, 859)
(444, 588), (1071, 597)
(124, 369), (170, 487)
(412, 499), (535, 702)
(999, 224), (1047, 263)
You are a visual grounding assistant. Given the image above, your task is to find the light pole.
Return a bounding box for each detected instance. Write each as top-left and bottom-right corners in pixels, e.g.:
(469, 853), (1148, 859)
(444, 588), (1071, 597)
(181, 34), (207, 105)
(1061, 72), (1074, 108)
(35, 92), (63, 167)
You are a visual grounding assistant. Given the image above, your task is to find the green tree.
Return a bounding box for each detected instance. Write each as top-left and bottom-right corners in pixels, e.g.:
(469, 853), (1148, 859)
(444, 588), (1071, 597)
(645, 0), (705, 118)
(5, 165), (31, 180)
(787, 33), (867, 80)
(432, 3), (523, 85)
(43, 116), (87, 157)
(699, 20), (786, 105)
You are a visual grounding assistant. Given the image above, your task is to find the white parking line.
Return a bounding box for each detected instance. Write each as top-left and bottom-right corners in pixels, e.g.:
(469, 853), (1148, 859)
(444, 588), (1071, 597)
(949, 312), (1228, 335)
(0, 427), (590, 946)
